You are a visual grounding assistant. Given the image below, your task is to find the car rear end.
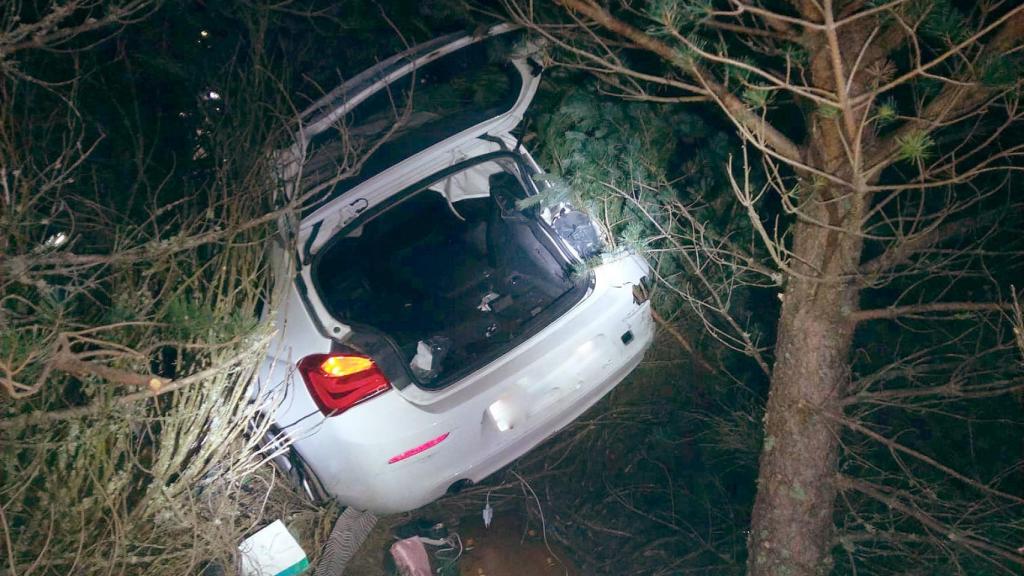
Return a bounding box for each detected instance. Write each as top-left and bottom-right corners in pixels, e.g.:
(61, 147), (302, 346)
(273, 252), (653, 513)
(255, 23), (655, 514)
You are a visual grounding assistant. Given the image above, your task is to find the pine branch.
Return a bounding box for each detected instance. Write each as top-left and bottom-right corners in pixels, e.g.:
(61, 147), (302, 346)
(557, 0), (804, 164)
(52, 354), (165, 389)
(836, 475), (1024, 568)
(652, 308), (715, 373)
(850, 302), (1011, 323)
(865, 6), (1024, 174)
(841, 418), (1024, 506)
(858, 213), (994, 276)
(0, 335), (270, 430)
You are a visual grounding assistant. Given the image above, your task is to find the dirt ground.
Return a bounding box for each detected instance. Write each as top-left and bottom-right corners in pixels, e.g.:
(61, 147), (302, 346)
(344, 509), (578, 576)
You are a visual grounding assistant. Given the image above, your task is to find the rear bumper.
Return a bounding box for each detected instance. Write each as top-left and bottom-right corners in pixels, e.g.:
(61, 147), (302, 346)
(290, 253), (654, 513)
(458, 329), (649, 483)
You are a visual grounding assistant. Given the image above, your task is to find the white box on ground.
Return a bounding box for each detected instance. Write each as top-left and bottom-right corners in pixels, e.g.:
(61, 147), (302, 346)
(239, 519), (309, 576)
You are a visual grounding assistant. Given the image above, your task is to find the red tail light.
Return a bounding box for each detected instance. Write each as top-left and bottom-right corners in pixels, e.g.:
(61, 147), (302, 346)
(297, 353), (390, 416)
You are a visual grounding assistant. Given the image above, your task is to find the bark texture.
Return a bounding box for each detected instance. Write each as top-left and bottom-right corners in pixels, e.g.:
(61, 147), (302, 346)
(746, 16), (869, 570)
(747, 222), (859, 575)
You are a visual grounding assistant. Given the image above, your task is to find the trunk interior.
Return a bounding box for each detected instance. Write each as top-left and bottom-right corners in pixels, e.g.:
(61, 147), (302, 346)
(314, 163), (583, 388)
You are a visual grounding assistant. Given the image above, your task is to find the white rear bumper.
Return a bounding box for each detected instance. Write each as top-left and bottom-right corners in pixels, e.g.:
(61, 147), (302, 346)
(289, 254), (654, 513)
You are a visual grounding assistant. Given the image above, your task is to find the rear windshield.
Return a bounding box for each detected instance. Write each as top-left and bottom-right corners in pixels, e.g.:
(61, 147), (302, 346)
(300, 34), (525, 215)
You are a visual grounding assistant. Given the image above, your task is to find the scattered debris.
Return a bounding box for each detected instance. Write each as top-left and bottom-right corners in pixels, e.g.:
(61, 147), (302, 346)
(482, 493), (494, 529)
(387, 520), (464, 575)
(239, 520), (309, 576)
(477, 291), (501, 312)
(410, 336), (452, 380)
(552, 210), (603, 259)
(389, 537), (432, 576)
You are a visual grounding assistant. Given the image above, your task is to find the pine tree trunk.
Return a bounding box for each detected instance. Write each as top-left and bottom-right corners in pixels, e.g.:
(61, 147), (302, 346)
(742, 13), (874, 565)
(746, 214), (861, 575)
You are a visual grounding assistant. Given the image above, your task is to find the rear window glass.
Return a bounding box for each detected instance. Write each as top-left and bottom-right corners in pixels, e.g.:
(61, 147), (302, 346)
(300, 34), (525, 214)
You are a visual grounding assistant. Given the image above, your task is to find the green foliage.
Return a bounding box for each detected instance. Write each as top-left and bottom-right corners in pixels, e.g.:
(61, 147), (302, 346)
(673, 45), (698, 67)
(163, 295), (259, 344)
(816, 103), (841, 119)
(617, 219), (649, 249)
(724, 55), (755, 86)
(781, 44), (809, 68)
(875, 98), (898, 126)
(920, 0), (969, 44)
(529, 80), (771, 361)
(645, 0), (713, 35)
(915, 76), (945, 100)
(896, 130), (935, 162)
(979, 54), (1024, 87)
(533, 87), (697, 225)
(645, 0), (686, 36)
(568, 254), (607, 281)
(742, 86), (772, 109)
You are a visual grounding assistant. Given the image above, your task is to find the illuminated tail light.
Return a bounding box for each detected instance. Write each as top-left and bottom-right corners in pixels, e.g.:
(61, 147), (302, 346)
(297, 353), (390, 416)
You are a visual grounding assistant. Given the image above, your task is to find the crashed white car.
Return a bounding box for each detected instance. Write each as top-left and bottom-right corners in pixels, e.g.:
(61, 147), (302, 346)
(256, 24), (654, 514)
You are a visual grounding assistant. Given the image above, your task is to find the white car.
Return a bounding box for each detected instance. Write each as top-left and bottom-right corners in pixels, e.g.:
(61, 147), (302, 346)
(255, 24), (654, 514)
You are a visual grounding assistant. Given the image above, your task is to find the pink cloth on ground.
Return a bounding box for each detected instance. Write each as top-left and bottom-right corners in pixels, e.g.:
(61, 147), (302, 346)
(390, 536), (432, 576)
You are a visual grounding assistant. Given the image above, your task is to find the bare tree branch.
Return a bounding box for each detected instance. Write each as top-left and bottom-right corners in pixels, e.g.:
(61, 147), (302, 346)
(850, 301), (1011, 323)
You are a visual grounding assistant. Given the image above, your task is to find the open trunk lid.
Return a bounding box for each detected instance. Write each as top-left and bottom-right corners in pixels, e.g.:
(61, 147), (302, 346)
(279, 25), (547, 341)
(272, 26), (586, 404)
(278, 23), (543, 246)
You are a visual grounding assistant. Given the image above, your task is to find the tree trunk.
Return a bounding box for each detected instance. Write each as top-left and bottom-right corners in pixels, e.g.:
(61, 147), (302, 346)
(743, 12), (873, 567)
(746, 214), (861, 574)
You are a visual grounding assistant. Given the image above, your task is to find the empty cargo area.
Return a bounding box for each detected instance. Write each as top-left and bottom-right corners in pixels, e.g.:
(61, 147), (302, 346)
(313, 158), (586, 388)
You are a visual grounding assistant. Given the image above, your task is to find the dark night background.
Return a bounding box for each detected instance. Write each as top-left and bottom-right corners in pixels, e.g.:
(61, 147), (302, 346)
(1, 1), (1022, 575)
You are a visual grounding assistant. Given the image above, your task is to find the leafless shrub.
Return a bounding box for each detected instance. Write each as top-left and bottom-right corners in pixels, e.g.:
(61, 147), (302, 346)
(0, 2), (369, 573)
